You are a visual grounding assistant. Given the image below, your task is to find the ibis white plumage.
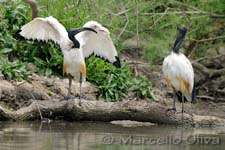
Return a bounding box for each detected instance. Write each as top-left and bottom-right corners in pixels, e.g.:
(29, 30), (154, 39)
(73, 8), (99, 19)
(19, 16), (121, 101)
(72, 21), (121, 67)
(162, 26), (195, 121)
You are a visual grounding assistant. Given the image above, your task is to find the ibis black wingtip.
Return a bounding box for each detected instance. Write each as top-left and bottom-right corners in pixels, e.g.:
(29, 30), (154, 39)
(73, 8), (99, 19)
(15, 29), (25, 40)
(176, 91), (188, 103)
(191, 84), (197, 103)
(113, 56), (121, 68)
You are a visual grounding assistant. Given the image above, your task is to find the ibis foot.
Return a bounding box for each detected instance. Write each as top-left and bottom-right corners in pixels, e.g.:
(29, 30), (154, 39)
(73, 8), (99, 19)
(176, 110), (193, 116)
(166, 107), (176, 113)
(64, 95), (76, 100)
(79, 95), (88, 100)
(41, 117), (52, 123)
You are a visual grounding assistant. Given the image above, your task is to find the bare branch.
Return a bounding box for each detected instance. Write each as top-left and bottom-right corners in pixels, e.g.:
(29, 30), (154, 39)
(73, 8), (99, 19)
(149, 8), (170, 30)
(197, 95), (215, 100)
(117, 0), (129, 39)
(108, 8), (131, 16)
(140, 11), (225, 18)
(103, 24), (135, 35)
(189, 35), (225, 43)
(133, 0), (140, 77)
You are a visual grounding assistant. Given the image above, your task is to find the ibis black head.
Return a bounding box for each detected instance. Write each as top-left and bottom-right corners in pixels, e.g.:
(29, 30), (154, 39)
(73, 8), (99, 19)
(177, 25), (187, 33)
(68, 27), (97, 48)
(173, 25), (187, 54)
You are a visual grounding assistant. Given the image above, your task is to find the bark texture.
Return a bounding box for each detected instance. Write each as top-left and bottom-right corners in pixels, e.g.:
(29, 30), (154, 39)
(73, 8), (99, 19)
(0, 97), (224, 126)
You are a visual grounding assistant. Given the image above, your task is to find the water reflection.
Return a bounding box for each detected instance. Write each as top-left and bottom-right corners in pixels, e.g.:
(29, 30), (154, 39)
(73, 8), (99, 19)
(0, 121), (224, 150)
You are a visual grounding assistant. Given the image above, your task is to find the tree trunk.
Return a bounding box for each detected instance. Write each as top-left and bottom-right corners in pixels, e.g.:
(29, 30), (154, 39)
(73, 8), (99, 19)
(0, 98), (224, 126)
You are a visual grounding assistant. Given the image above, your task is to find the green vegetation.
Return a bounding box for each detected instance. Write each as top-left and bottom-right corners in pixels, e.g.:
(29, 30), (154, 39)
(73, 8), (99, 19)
(0, 58), (30, 80)
(1, 0), (225, 101)
(87, 57), (154, 101)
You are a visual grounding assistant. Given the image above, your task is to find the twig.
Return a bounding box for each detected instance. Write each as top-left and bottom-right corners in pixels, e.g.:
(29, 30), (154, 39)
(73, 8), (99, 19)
(24, 88), (43, 121)
(174, 0), (209, 14)
(103, 24), (135, 35)
(149, 8), (170, 29)
(174, 1), (225, 19)
(197, 95), (215, 100)
(140, 11), (225, 18)
(192, 54), (225, 63)
(192, 61), (211, 76)
(216, 89), (225, 95)
(134, 0), (140, 77)
(192, 61), (225, 78)
(35, 100), (43, 120)
(73, 0), (82, 21)
(108, 8), (131, 16)
(117, 0), (129, 39)
(135, 0), (140, 51)
(126, 60), (149, 65)
(189, 35), (225, 43)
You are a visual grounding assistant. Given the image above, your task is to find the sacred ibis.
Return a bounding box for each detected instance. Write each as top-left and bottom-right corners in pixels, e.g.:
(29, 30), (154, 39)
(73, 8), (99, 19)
(162, 26), (195, 121)
(19, 16), (121, 101)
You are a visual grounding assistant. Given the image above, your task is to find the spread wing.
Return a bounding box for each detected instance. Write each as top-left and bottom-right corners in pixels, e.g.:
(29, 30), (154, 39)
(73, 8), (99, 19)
(74, 21), (120, 67)
(19, 16), (70, 47)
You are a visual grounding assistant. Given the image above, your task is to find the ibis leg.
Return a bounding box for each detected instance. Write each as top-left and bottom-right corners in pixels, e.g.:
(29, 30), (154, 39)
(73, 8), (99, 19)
(181, 94), (184, 122)
(166, 90), (177, 113)
(79, 72), (82, 106)
(172, 91), (176, 111)
(65, 74), (73, 100)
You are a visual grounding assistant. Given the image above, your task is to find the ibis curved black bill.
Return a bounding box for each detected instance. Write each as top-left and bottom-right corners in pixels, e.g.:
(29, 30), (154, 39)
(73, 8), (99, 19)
(68, 27), (97, 48)
(173, 26), (187, 54)
(113, 56), (121, 68)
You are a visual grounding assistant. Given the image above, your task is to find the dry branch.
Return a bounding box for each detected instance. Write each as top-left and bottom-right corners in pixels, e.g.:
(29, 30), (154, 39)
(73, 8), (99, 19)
(140, 11), (225, 18)
(0, 98), (224, 126)
(192, 61), (225, 77)
(117, 0), (129, 39)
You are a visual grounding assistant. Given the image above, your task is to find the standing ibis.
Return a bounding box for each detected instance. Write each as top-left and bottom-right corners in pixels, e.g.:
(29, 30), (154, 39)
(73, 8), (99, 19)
(162, 26), (195, 121)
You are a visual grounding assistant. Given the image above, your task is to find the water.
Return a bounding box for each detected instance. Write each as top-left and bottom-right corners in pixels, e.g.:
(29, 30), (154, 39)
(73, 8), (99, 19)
(0, 121), (224, 150)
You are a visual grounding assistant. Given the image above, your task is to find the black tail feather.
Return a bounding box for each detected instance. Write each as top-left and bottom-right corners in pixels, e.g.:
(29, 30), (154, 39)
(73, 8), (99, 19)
(191, 84), (196, 103)
(176, 91), (188, 103)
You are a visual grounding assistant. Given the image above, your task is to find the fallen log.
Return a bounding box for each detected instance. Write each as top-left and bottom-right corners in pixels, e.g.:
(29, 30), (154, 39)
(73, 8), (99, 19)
(0, 98), (224, 126)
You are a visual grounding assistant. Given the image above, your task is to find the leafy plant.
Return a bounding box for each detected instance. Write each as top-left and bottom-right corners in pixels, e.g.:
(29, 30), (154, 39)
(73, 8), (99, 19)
(0, 58), (31, 80)
(86, 57), (154, 101)
(130, 76), (154, 100)
(86, 57), (131, 101)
